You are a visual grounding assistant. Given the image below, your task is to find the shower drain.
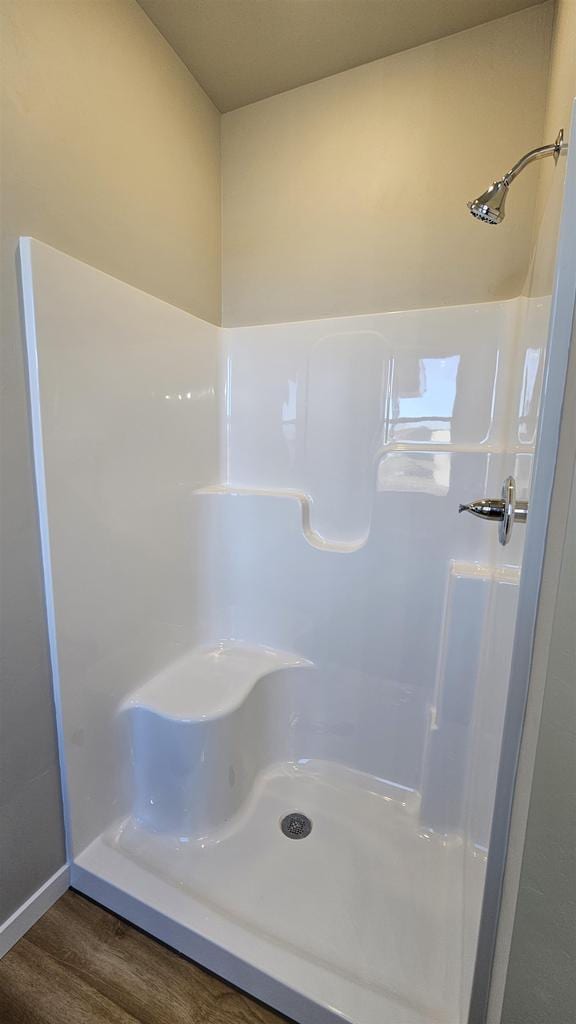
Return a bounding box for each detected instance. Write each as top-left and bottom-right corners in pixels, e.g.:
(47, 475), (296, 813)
(280, 812), (312, 840)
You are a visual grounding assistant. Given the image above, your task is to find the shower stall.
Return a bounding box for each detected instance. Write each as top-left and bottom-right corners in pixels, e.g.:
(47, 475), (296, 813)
(18, 31), (576, 1024)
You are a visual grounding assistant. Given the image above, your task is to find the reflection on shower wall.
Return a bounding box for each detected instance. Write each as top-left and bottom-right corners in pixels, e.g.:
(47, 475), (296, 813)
(225, 303), (514, 546)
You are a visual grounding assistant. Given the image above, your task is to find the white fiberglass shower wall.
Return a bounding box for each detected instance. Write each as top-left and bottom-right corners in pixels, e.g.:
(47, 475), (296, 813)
(20, 227), (553, 1024)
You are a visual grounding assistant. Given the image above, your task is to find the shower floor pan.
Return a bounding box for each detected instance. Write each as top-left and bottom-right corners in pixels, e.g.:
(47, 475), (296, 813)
(73, 758), (476, 1024)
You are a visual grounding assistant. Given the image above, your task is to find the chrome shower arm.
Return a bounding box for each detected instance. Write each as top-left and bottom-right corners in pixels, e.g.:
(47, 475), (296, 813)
(468, 127), (567, 224)
(503, 129), (566, 185)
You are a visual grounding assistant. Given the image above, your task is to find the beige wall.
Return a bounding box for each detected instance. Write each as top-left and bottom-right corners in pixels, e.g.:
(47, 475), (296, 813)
(2, 0), (221, 321)
(0, 0), (220, 923)
(222, 4), (553, 326)
(524, 0), (576, 296)
(500, 4), (576, 1021)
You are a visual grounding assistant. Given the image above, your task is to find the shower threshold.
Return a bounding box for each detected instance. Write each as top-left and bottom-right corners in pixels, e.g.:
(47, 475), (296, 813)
(73, 760), (480, 1024)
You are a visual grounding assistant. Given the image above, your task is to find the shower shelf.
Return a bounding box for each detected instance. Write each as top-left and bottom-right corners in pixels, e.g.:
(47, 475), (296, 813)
(195, 486), (368, 552)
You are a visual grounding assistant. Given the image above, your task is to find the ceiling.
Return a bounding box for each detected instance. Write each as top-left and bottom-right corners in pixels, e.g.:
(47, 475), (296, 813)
(136, 0), (546, 113)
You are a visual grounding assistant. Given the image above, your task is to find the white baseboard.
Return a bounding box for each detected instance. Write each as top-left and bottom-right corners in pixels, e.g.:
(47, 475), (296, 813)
(0, 864), (69, 958)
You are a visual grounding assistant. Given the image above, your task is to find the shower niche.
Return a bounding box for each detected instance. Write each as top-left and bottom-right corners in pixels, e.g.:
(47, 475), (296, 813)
(21, 235), (548, 1024)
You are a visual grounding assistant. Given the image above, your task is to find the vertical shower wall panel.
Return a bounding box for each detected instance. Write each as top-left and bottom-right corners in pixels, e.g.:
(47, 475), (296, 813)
(21, 238), (549, 1024)
(20, 239), (221, 857)
(216, 300), (539, 831)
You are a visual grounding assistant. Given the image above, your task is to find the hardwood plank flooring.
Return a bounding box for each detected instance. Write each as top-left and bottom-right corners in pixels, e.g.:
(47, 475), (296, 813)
(0, 890), (290, 1024)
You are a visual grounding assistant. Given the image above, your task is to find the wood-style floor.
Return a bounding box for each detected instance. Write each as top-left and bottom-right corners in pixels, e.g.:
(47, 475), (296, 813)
(0, 890), (289, 1024)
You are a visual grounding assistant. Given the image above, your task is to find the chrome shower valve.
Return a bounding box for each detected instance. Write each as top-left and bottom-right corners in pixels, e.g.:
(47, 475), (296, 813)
(459, 476), (528, 546)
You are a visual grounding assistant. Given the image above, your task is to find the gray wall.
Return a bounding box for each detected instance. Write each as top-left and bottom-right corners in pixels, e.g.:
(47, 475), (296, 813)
(502, 459), (576, 1024)
(0, 0), (221, 925)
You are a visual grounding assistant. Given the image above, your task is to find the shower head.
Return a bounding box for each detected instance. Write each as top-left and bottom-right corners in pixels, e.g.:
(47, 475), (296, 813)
(468, 129), (565, 225)
(468, 179), (508, 225)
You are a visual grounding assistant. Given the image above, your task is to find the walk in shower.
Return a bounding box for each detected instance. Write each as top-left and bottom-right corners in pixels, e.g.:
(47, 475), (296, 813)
(18, 7), (575, 1024)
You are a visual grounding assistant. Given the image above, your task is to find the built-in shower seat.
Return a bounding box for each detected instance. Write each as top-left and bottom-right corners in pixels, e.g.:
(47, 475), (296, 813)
(123, 641), (308, 720)
(120, 639), (425, 842)
(121, 642), (312, 838)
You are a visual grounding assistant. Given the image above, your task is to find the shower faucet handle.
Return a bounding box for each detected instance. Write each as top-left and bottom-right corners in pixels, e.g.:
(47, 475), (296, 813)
(459, 476), (528, 546)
